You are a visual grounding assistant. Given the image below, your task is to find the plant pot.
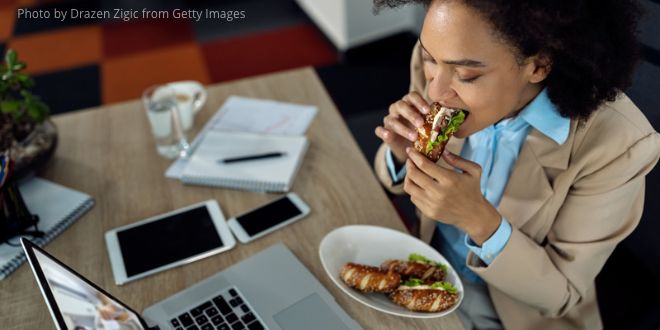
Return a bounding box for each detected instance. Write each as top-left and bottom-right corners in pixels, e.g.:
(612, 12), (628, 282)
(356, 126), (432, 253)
(9, 119), (58, 179)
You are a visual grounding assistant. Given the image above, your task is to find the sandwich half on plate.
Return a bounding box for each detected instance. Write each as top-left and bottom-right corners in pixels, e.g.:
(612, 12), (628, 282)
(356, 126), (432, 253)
(389, 278), (459, 312)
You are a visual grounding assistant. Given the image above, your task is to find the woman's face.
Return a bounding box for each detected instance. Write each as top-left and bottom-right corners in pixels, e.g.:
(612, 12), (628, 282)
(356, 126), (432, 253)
(420, 0), (548, 138)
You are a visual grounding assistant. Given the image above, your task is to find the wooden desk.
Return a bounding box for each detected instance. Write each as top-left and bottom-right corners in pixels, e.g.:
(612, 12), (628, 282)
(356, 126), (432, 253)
(0, 68), (463, 330)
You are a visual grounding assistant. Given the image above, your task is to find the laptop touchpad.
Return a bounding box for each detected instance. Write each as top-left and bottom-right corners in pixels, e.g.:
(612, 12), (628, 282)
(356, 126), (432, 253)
(273, 293), (350, 330)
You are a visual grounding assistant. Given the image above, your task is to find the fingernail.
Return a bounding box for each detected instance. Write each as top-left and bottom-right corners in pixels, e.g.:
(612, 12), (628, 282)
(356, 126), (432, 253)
(416, 119), (424, 127)
(408, 132), (417, 140)
(406, 147), (411, 153)
(444, 150), (454, 159)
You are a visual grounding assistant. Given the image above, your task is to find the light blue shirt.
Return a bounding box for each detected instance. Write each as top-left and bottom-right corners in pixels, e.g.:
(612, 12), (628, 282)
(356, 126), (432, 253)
(386, 89), (569, 283)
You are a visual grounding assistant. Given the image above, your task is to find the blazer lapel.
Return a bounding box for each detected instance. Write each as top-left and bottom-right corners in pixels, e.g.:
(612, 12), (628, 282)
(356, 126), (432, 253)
(498, 122), (574, 229)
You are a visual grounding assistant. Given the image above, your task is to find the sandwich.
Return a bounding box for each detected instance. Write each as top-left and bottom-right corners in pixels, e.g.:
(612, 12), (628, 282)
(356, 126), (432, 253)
(389, 278), (459, 312)
(338, 253), (461, 313)
(340, 262), (401, 293)
(413, 103), (466, 161)
(380, 253), (447, 284)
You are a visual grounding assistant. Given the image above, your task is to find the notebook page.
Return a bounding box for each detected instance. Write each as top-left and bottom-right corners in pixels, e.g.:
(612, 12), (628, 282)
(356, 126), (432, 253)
(211, 96), (318, 135)
(181, 131), (308, 188)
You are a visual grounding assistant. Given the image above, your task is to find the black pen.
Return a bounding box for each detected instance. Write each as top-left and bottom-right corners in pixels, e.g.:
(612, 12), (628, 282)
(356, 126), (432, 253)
(218, 152), (287, 164)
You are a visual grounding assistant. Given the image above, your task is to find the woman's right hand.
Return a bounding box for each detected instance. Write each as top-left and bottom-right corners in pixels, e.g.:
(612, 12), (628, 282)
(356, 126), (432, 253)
(375, 91), (430, 164)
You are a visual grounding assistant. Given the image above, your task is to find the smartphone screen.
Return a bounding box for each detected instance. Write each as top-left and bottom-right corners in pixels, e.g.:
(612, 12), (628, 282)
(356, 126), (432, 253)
(116, 206), (224, 277)
(235, 197), (303, 237)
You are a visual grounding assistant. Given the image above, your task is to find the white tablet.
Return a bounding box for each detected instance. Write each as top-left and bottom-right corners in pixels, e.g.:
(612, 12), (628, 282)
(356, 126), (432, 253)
(105, 200), (236, 285)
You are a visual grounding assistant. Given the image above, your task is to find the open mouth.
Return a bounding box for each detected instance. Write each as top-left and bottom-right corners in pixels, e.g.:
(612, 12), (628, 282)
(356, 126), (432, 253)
(440, 106), (470, 120)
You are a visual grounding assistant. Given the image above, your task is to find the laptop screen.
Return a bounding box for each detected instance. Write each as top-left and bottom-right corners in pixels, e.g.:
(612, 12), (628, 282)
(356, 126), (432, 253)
(23, 239), (147, 330)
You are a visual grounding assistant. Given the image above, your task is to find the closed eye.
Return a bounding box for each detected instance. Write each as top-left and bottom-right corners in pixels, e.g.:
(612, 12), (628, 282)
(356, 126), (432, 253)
(458, 75), (480, 83)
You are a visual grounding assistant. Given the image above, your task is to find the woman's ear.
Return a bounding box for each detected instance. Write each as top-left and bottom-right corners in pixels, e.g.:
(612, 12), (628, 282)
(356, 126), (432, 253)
(528, 53), (552, 84)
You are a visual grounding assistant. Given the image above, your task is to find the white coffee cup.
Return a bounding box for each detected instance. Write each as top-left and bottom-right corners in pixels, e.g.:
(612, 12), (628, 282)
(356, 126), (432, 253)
(166, 81), (207, 131)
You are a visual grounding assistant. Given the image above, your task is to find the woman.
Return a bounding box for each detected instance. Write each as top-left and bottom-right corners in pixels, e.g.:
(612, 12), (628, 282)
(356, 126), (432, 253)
(372, 0), (659, 329)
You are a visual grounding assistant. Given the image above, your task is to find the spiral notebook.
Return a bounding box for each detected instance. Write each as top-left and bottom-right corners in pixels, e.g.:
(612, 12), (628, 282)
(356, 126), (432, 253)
(181, 131), (309, 192)
(0, 177), (94, 280)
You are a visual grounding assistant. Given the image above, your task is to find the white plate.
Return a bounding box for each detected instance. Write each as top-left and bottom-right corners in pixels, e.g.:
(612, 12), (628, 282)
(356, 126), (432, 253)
(319, 225), (463, 319)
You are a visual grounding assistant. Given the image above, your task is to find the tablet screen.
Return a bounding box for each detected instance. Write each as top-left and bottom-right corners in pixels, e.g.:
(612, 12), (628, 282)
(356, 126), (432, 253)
(117, 206), (224, 277)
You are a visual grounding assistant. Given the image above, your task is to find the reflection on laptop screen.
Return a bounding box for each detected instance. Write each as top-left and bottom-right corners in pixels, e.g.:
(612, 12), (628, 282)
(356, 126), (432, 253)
(33, 248), (145, 330)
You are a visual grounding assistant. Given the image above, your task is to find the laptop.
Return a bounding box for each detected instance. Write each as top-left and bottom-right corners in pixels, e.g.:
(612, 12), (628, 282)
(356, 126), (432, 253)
(21, 238), (361, 330)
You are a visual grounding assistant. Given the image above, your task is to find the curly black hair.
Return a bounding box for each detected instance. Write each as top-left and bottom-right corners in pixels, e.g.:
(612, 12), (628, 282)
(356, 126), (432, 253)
(374, 0), (642, 119)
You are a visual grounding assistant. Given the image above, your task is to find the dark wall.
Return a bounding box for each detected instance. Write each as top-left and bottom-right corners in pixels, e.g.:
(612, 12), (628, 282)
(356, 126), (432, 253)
(596, 1), (660, 329)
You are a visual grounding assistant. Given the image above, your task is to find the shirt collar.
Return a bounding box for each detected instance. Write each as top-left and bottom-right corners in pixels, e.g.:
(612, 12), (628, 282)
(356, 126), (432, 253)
(518, 88), (570, 145)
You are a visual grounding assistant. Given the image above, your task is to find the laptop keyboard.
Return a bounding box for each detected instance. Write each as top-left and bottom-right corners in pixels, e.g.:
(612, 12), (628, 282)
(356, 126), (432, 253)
(170, 286), (266, 330)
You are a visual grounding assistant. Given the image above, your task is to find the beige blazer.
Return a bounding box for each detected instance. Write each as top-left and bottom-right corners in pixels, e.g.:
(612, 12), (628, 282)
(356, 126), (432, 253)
(374, 42), (660, 330)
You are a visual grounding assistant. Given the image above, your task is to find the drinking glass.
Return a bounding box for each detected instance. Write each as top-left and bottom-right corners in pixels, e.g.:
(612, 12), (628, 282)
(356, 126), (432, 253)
(142, 85), (190, 159)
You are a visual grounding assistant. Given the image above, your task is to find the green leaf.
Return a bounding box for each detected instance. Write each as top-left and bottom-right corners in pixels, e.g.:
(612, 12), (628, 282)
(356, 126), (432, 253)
(20, 89), (32, 100)
(36, 100), (49, 117)
(16, 73), (28, 80)
(26, 103), (41, 122)
(436, 263), (448, 273)
(0, 49), (49, 123)
(425, 110), (466, 153)
(25, 97), (49, 123)
(408, 253), (448, 272)
(409, 253), (434, 264)
(402, 278), (424, 287)
(5, 49), (17, 67)
(16, 73), (32, 85)
(430, 281), (458, 294)
(0, 100), (20, 113)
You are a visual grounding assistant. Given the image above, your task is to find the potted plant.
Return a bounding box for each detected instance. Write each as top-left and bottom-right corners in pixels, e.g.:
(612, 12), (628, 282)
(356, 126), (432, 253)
(0, 49), (57, 179)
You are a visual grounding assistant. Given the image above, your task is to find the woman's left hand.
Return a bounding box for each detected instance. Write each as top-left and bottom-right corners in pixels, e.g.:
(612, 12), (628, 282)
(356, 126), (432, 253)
(404, 147), (502, 245)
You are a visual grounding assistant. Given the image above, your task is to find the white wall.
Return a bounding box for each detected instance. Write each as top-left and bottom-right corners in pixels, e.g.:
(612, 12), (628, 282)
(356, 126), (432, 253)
(296, 0), (425, 50)
(345, 1), (424, 48)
